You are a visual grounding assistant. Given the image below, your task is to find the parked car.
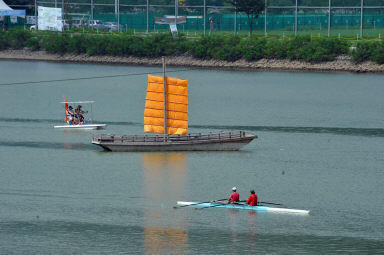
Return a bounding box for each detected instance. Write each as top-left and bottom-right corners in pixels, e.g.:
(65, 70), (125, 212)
(71, 18), (88, 29)
(30, 20), (68, 31)
(88, 20), (105, 30)
(104, 22), (119, 31)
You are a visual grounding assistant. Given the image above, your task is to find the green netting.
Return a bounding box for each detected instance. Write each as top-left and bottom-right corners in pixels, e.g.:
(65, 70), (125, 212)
(93, 13), (384, 31)
(4, 0), (384, 38)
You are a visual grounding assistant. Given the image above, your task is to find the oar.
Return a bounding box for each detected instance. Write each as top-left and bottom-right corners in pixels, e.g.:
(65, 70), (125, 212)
(258, 201), (284, 206)
(196, 202), (228, 210)
(240, 200), (284, 206)
(173, 199), (227, 209)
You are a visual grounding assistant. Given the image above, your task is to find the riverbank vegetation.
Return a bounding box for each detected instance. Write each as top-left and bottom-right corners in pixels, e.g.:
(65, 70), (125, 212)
(0, 30), (383, 64)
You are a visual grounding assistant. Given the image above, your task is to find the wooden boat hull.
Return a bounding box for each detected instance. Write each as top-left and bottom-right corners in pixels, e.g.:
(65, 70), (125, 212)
(54, 124), (107, 130)
(177, 201), (310, 214)
(92, 131), (256, 152)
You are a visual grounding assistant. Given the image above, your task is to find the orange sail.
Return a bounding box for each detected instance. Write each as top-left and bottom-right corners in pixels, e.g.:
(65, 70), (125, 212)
(144, 74), (188, 135)
(64, 96), (68, 123)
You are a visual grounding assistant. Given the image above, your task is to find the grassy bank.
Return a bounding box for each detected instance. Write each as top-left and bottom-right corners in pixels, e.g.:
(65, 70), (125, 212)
(0, 29), (383, 64)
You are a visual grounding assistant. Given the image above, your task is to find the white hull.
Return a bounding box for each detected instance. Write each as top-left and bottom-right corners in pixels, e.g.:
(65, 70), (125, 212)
(54, 124), (107, 130)
(177, 201), (310, 214)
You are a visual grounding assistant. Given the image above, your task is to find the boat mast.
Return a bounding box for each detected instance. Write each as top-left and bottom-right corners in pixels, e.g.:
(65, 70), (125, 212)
(162, 56), (167, 141)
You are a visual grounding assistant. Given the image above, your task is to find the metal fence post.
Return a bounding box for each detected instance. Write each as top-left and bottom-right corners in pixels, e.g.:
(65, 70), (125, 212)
(35, 0), (37, 27)
(91, 0), (94, 21)
(295, 0), (298, 36)
(234, 10), (236, 35)
(117, 0), (120, 31)
(328, 0), (331, 37)
(203, 0), (206, 35)
(175, 0), (178, 25)
(146, 0), (149, 33)
(360, 0), (364, 37)
(264, 0), (267, 36)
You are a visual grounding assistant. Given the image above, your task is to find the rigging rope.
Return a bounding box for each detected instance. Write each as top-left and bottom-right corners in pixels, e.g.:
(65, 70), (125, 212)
(0, 68), (201, 87)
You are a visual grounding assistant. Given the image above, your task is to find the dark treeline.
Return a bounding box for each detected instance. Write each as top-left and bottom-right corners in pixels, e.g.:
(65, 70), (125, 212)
(1, 30), (383, 64)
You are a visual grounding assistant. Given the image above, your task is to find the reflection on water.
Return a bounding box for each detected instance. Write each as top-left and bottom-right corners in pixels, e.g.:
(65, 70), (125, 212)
(247, 211), (257, 253)
(142, 153), (188, 255)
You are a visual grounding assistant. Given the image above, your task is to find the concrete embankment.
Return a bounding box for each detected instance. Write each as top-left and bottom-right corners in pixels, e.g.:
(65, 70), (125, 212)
(1, 49), (384, 73)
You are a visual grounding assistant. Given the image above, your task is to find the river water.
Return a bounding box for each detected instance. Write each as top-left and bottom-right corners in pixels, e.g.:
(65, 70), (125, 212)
(0, 60), (383, 254)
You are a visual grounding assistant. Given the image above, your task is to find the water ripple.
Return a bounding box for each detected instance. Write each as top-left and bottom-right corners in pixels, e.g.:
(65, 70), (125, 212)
(1, 117), (383, 137)
(0, 141), (95, 151)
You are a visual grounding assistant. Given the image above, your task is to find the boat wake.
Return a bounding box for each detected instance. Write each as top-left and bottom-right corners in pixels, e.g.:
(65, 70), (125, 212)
(0, 117), (139, 126)
(1, 117), (383, 137)
(192, 125), (384, 137)
(0, 140), (95, 151)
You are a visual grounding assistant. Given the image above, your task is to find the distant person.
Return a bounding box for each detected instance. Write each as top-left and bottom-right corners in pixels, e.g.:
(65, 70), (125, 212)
(75, 105), (87, 123)
(246, 190), (258, 206)
(79, 115), (86, 124)
(228, 187), (239, 204)
(67, 106), (76, 124)
(75, 105), (85, 115)
(2, 22), (7, 32)
(67, 106), (75, 116)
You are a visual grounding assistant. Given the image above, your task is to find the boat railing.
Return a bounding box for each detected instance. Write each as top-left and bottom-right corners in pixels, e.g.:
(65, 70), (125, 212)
(93, 131), (250, 143)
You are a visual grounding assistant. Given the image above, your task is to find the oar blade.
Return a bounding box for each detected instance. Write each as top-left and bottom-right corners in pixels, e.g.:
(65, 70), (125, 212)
(174, 199), (226, 209)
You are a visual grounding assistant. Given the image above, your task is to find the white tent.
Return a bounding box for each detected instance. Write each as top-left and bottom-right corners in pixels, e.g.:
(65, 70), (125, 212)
(0, 0), (25, 16)
(0, 0), (12, 10)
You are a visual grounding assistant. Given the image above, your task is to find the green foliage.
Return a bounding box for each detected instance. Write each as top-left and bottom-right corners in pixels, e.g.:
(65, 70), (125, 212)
(239, 37), (266, 61)
(0, 30), (364, 64)
(352, 41), (384, 64)
(41, 33), (71, 54)
(352, 42), (374, 63)
(370, 42), (384, 64)
(0, 32), (10, 50)
(189, 35), (224, 59)
(68, 34), (89, 54)
(285, 36), (350, 62)
(212, 36), (242, 61)
(25, 36), (41, 51)
(264, 40), (288, 59)
(286, 36), (311, 60)
(142, 33), (181, 57)
(86, 36), (109, 55)
(7, 30), (31, 49)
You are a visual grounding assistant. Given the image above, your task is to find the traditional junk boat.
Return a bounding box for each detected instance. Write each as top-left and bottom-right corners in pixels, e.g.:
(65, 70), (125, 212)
(92, 57), (256, 151)
(54, 97), (107, 130)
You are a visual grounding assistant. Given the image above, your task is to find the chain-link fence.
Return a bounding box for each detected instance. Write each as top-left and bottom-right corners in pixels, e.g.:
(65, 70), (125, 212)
(5, 0), (384, 38)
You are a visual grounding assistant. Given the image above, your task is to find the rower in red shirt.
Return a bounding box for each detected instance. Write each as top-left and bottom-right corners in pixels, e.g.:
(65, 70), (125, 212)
(228, 187), (240, 204)
(246, 189), (258, 206)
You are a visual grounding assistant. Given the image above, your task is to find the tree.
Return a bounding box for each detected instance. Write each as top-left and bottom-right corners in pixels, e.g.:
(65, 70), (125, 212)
(227, 0), (264, 35)
(4, 0), (33, 6)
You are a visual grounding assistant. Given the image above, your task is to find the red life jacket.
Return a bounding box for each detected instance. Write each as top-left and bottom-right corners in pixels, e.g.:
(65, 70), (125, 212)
(247, 194), (258, 206)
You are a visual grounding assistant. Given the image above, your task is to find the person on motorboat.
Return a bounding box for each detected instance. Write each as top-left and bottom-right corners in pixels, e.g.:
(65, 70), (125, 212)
(246, 189), (258, 206)
(75, 105), (87, 124)
(67, 106), (77, 125)
(75, 105), (86, 116)
(67, 106), (75, 116)
(79, 115), (86, 124)
(228, 187), (240, 204)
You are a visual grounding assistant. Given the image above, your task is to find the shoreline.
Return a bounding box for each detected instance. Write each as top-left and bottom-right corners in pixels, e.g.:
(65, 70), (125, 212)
(1, 49), (384, 73)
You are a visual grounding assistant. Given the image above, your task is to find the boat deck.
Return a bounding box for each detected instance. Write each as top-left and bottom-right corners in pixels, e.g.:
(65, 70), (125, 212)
(92, 131), (257, 151)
